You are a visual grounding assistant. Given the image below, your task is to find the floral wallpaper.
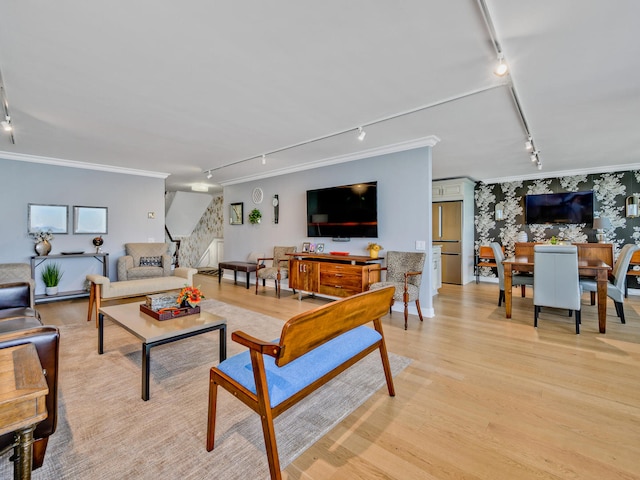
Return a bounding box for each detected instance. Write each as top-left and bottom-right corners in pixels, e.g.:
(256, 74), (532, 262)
(174, 196), (224, 267)
(475, 169), (640, 283)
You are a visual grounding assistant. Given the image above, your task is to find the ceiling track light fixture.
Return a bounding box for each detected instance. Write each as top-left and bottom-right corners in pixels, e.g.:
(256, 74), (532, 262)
(494, 52), (509, 77)
(1, 115), (11, 132)
(0, 67), (15, 144)
(206, 170), (212, 179)
(261, 154), (266, 165)
(357, 127), (366, 141)
(525, 136), (533, 151)
(201, 83), (501, 178)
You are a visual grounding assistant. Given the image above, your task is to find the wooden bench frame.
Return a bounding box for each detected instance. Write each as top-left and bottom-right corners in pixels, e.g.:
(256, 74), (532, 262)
(205, 286), (396, 480)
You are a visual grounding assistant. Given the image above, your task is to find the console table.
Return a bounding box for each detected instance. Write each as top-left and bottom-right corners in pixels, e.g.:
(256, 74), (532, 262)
(287, 253), (383, 300)
(31, 253), (109, 304)
(0, 343), (49, 480)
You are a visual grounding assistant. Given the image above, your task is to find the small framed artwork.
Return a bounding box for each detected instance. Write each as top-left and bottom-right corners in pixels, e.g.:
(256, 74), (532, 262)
(73, 206), (108, 234)
(309, 243), (316, 253)
(302, 242), (311, 253)
(28, 204), (69, 234)
(230, 202), (243, 225)
(316, 243), (324, 253)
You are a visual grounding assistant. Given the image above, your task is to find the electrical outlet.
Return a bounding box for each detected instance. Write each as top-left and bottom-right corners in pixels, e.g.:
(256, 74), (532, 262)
(415, 240), (426, 251)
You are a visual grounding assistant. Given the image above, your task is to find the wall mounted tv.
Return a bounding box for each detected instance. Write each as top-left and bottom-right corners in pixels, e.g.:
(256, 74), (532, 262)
(306, 181), (378, 238)
(525, 191), (594, 226)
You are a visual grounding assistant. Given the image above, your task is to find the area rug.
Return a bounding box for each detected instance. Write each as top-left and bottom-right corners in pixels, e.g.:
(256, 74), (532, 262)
(1, 299), (410, 480)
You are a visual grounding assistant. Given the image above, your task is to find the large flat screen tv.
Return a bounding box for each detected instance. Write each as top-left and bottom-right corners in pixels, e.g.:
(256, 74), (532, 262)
(525, 191), (594, 226)
(306, 181), (378, 238)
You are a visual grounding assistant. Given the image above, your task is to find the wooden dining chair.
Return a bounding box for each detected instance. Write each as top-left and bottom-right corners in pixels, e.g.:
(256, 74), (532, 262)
(533, 245), (581, 334)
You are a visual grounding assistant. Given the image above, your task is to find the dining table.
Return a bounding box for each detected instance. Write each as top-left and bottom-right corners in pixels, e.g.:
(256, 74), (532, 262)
(503, 255), (612, 333)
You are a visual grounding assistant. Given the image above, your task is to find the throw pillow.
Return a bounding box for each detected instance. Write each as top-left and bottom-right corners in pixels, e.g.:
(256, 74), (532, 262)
(139, 256), (162, 267)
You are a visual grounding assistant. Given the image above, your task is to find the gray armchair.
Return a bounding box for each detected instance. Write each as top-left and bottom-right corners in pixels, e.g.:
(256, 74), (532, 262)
(117, 243), (172, 281)
(580, 243), (640, 324)
(534, 245), (582, 333)
(368, 251), (426, 330)
(491, 242), (534, 306)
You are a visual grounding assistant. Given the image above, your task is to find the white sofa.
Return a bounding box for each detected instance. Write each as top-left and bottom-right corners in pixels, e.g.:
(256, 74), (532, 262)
(86, 267), (197, 324)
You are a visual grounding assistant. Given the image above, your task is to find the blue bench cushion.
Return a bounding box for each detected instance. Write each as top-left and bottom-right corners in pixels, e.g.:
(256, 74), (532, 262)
(217, 325), (382, 408)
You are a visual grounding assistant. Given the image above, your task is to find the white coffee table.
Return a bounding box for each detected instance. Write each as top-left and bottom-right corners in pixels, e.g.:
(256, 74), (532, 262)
(98, 302), (226, 400)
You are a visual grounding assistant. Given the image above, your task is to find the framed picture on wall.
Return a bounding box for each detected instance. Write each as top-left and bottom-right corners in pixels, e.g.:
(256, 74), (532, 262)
(28, 204), (68, 234)
(302, 242), (311, 253)
(73, 206), (108, 234)
(230, 202), (243, 225)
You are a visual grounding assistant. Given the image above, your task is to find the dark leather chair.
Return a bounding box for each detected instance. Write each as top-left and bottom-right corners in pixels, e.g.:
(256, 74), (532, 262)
(0, 282), (41, 320)
(0, 282), (60, 470)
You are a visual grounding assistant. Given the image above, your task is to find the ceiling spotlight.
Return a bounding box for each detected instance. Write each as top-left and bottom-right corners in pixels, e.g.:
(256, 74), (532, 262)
(530, 151), (538, 162)
(494, 53), (508, 76)
(206, 170), (212, 179)
(357, 127), (366, 141)
(525, 137), (533, 151)
(1, 116), (11, 132)
(537, 161), (543, 171)
(261, 154), (266, 165)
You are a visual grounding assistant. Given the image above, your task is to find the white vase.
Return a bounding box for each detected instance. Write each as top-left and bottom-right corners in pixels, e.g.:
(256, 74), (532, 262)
(45, 286), (58, 296)
(517, 231), (528, 243)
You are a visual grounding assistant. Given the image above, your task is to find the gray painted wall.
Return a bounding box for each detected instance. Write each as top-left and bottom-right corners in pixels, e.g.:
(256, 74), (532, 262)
(1, 158), (166, 294)
(222, 147), (435, 315)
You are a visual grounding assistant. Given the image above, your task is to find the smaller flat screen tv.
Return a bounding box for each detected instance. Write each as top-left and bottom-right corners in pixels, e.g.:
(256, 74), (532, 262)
(525, 191), (594, 226)
(306, 181), (378, 238)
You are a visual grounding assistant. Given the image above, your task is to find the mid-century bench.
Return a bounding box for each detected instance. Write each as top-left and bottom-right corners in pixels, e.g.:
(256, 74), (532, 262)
(205, 285), (396, 480)
(217, 261), (258, 289)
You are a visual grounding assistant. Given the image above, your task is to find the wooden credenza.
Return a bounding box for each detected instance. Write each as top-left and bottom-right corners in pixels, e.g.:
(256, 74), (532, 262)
(287, 253), (382, 300)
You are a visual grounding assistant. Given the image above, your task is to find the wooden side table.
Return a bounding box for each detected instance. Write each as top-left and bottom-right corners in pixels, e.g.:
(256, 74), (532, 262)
(0, 343), (49, 480)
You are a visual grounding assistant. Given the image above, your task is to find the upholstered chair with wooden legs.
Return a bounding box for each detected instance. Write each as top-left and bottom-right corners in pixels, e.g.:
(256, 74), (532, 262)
(533, 245), (581, 334)
(368, 251), (426, 330)
(490, 242), (533, 306)
(256, 246), (296, 298)
(580, 243), (640, 324)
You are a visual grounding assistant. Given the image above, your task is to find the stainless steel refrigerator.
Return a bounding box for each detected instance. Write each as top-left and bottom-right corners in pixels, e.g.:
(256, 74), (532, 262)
(432, 201), (462, 284)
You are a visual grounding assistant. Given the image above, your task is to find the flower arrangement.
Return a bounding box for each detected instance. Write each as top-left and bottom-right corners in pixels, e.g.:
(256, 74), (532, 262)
(366, 242), (384, 252)
(176, 285), (204, 308)
(30, 229), (54, 243)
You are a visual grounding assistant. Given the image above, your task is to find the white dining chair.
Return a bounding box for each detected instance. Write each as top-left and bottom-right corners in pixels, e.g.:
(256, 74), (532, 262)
(533, 245), (581, 334)
(490, 242), (533, 306)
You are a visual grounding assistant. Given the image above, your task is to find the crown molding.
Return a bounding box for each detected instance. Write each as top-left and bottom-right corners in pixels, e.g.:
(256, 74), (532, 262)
(0, 151), (170, 178)
(219, 135), (441, 186)
(480, 162), (640, 185)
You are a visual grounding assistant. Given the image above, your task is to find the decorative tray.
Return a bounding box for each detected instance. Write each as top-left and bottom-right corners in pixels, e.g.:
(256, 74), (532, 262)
(140, 304), (200, 321)
(329, 251), (350, 256)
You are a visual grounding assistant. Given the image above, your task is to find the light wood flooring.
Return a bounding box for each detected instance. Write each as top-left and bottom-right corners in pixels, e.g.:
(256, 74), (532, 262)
(38, 276), (640, 479)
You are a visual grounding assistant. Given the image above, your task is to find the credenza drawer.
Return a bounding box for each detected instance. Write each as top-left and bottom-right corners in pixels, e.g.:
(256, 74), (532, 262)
(318, 284), (359, 297)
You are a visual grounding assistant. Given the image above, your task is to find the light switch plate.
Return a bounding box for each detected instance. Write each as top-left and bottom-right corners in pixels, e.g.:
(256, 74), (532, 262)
(415, 240), (426, 251)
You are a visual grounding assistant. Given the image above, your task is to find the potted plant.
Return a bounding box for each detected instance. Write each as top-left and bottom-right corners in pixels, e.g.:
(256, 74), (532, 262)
(366, 242), (384, 258)
(248, 208), (262, 224)
(41, 262), (63, 295)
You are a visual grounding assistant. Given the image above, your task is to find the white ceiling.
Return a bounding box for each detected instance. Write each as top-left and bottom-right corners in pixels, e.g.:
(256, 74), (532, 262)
(0, 1), (639, 193)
